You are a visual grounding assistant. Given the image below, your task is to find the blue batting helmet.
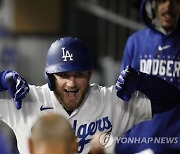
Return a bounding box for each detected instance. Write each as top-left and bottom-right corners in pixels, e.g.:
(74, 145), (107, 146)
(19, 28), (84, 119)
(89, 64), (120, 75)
(45, 37), (93, 90)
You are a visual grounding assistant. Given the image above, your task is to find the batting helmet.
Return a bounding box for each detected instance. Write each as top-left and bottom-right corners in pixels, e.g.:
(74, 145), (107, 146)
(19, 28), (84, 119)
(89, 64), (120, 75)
(45, 37), (93, 90)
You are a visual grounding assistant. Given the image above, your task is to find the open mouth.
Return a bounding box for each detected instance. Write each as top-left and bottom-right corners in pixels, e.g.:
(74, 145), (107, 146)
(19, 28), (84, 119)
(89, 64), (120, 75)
(64, 89), (79, 100)
(64, 89), (79, 93)
(162, 12), (175, 20)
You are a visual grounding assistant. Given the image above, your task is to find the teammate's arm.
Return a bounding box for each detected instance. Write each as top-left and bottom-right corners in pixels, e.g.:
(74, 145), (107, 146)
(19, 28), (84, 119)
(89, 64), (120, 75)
(0, 71), (29, 109)
(116, 66), (180, 115)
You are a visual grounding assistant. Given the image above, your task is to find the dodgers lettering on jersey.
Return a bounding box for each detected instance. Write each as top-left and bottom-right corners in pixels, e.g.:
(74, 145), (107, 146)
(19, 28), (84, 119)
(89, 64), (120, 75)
(140, 59), (180, 77)
(73, 116), (112, 153)
(140, 55), (180, 84)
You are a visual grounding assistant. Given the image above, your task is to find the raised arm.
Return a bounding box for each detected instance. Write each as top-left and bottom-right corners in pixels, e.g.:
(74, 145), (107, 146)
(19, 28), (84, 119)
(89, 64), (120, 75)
(115, 66), (180, 115)
(0, 71), (29, 109)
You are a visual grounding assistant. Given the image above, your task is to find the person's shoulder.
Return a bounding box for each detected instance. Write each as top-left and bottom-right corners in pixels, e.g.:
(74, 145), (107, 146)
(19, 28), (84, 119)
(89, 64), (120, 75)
(89, 83), (102, 92)
(89, 84), (116, 99)
(126, 28), (154, 45)
(29, 83), (49, 89)
(29, 84), (51, 94)
(129, 28), (151, 39)
(90, 83), (114, 92)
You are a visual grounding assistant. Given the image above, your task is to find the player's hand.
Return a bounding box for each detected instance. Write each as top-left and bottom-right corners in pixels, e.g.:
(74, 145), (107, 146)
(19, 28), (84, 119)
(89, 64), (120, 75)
(89, 132), (105, 154)
(3, 71), (29, 109)
(115, 65), (140, 101)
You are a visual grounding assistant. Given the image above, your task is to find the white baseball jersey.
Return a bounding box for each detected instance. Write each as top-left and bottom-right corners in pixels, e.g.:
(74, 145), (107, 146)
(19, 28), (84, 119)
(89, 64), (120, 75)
(0, 83), (152, 154)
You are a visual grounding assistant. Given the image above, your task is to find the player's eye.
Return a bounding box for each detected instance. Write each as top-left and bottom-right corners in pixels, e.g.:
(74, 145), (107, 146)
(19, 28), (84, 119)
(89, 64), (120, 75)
(75, 72), (85, 78)
(56, 73), (69, 78)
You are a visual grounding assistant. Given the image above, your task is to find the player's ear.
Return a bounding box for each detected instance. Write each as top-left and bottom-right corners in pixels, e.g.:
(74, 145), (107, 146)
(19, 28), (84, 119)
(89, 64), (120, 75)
(88, 70), (93, 81)
(28, 138), (34, 154)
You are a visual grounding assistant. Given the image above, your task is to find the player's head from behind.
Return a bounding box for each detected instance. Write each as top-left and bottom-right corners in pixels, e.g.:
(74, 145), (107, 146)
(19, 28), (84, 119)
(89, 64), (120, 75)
(45, 37), (93, 112)
(141, 0), (180, 34)
(28, 113), (78, 154)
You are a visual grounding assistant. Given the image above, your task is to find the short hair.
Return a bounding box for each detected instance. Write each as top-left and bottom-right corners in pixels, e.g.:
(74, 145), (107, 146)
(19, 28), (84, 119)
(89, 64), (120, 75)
(31, 113), (75, 145)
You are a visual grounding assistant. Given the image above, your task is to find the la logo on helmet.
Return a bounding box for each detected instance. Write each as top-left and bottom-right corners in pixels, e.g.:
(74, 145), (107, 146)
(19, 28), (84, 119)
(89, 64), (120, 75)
(62, 47), (73, 61)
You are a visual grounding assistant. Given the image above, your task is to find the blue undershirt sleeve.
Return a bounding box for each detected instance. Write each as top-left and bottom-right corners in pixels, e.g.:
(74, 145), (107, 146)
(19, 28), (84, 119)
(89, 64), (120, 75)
(137, 72), (180, 115)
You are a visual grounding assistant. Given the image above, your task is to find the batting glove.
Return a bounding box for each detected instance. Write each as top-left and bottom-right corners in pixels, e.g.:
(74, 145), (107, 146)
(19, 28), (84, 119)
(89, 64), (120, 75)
(0, 71), (29, 109)
(115, 65), (140, 101)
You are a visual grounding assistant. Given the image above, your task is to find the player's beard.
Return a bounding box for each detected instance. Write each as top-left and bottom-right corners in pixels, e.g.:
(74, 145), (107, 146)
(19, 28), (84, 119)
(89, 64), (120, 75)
(53, 84), (89, 111)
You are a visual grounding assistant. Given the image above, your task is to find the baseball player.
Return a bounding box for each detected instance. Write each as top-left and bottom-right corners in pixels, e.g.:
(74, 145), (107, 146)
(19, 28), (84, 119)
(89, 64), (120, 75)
(0, 37), (179, 154)
(28, 113), (77, 154)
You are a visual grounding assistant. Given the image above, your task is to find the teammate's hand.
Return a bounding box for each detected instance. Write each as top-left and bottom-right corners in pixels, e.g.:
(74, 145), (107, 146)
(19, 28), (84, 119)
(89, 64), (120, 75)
(89, 132), (105, 154)
(115, 65), (140, 101)
(2, 71), (29, 109)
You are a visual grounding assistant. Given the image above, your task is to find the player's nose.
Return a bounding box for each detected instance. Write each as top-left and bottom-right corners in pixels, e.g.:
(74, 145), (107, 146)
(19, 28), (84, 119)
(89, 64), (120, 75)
(66, 77), (76, 87)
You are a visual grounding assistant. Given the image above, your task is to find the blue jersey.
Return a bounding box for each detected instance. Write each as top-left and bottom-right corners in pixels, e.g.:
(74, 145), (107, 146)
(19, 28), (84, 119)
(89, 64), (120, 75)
(119, 0), (180, 153)
(121, 28), (180, 89)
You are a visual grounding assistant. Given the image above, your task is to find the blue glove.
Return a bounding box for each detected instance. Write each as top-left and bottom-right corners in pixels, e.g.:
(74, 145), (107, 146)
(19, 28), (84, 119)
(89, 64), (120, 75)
(0, 71), (29, 109)
(115, 65), (140, 101)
